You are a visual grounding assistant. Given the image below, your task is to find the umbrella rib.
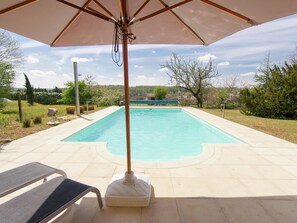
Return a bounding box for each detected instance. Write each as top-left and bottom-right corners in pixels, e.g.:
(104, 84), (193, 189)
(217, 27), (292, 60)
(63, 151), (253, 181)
(56, 0), (113, 22)
(135, 0), (192, 23)
(52, 0), (94, 46)
(133, 0), (150, 18)
(158, 0), (206, 45)
(93, 0), (119, 22)
(86, 6), (118, 23)
(200, 0), (256, 25)
(0, 0), (38, 15)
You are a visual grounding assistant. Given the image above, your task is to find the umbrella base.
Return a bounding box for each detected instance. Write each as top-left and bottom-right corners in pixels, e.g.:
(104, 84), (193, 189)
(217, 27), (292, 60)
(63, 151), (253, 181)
(105, 171), (151, 207)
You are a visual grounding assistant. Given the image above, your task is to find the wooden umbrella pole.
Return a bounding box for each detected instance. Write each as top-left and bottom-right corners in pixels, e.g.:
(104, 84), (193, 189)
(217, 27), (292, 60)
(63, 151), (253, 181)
(122, 30), (132, 174)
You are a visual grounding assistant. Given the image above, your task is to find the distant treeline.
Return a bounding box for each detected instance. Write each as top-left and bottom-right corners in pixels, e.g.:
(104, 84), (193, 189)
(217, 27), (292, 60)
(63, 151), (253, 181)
(9, 85), (189, 105)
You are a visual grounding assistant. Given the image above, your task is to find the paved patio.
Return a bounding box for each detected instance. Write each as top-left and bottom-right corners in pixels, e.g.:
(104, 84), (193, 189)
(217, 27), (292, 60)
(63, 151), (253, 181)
(1, 106), (297, 223)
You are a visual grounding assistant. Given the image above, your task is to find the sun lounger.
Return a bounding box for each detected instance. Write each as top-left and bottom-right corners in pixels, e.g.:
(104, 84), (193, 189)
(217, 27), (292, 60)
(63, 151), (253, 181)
(0, 162), (66, 198)
(0, 163), (103, 223)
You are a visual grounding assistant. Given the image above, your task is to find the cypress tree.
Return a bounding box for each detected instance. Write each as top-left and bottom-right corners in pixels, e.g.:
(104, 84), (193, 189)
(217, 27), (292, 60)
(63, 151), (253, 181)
(24, 73), (34, 105)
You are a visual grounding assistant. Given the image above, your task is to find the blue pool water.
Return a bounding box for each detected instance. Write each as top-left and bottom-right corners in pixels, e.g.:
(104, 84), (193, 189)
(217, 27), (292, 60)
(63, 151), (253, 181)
(64, 108), (243, 161)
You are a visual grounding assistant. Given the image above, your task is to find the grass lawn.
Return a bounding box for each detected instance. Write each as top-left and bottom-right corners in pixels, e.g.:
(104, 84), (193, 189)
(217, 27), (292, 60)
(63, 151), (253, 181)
(201, 109), (297, 144)
(0, 101), (102, 144)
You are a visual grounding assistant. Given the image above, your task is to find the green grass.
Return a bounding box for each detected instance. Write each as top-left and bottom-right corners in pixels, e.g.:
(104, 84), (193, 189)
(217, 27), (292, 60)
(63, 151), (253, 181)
(0, 101), (102, 143)
(201, 109), (297, 144)
(2, 101), (70, 121)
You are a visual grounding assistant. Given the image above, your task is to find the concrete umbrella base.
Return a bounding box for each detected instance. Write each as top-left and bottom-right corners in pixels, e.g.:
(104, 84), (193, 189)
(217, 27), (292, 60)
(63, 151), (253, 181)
(105, 171), (151, 207)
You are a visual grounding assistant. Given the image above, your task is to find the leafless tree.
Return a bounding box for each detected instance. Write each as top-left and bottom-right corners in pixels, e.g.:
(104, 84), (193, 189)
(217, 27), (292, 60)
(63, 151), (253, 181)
(0, 30), (22, 102)
(161, 53), (219, 107)
(84, 74), (97, 86)
(0, 30), (22, 65)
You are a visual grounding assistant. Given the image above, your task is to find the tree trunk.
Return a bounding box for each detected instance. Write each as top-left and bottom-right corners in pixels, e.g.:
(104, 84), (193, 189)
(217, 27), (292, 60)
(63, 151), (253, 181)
(197, 99), (203, 108)
(194, 95), (203, 108)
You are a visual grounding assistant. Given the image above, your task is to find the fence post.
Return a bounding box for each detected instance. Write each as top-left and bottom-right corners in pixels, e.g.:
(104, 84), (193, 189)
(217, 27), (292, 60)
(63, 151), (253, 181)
(17, 92), (22, 122)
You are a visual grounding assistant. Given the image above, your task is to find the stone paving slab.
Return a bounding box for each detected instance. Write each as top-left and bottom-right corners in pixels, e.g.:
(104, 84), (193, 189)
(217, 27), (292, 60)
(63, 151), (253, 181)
(0, 106), (296, 223)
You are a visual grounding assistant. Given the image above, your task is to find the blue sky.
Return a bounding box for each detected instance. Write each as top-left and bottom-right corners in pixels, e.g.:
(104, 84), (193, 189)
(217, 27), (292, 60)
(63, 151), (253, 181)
(8, 13), (297, 89)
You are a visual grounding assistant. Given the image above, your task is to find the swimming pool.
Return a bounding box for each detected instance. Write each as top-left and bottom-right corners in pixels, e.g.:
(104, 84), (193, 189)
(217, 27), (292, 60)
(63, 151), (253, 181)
(64, 108), (243, 161)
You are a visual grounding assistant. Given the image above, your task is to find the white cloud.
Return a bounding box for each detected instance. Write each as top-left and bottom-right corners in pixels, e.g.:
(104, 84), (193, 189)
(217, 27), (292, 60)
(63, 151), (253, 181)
(131, 74), (168, 86)
(26, 56), (39, 64)
(152, 51), (156, 54)
(116, 74), (123, 78)
(239, 72), (255, 77)
(27, 70), (57, 78)
(197, 54), (218, 63)
(20, 41), (45, 49)
(134, 65), (144, 69)
(62, 73), (72, 79)
(134, 75), (158, 85)
(55, 57), (67, 65)
(98, 75), (107, 78)
(53, 47), (104, 64)
(218, 61), (230, 67)
(159, 67), (169, 72)
(71, 57), (94, 63)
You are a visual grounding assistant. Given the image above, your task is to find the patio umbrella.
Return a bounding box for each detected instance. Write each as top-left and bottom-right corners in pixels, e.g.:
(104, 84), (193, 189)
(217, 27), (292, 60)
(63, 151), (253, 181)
(1, 0), (297, 206)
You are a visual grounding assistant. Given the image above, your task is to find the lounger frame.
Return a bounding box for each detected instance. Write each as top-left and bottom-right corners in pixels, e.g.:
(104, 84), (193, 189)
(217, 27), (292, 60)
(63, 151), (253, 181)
(0, 163), (103, 223)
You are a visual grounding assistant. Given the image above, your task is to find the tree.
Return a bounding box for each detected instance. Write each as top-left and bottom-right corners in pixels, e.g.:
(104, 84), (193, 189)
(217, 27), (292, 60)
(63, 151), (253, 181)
(0, 30), (22, 109)
(84, 74), (97, 86)
(0, 30), (22, 65)
(52, 86), (62, 93)
(154, 86), (167, 100)
(161, 53), (219, 107)
(255, 53), (273, 85)
(58, 80), (92, 105)
(24, 73), (34, 105)
(0, 62), (15, 98)
(84, 74), (98, 102)
(92, 86), (123, 106)
(220, 76), (245, 108)
(239, 55), (297, 119)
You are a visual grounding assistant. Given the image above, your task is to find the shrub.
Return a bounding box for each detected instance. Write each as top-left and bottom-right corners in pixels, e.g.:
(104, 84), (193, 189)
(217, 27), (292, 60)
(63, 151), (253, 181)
(0, 102), (6, 110)
(225, 102), (239, 109)
(9, 91), (26, 100)
(66, 107), (75, 114)
(22, 119), (31, 128)
(179, 98), (195, 106)
(33, 116), (42, 124)
(92, 87), (123, 107)
(0, 115), (9, 127)
(154, 86), (168, 100)
(58, 80), (92, 105)
(239, 57), (297, 119)
(66, 107), (84, 115)
(34, 92), (62, 105)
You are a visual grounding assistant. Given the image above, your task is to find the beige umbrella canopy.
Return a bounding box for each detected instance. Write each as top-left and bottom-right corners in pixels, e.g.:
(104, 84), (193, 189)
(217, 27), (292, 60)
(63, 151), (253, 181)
(1, 0), (297, 46)
(1, 0), (297, 206)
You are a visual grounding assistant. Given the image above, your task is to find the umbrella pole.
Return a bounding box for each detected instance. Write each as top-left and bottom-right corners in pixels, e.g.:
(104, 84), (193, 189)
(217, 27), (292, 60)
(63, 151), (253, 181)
(122, 31), (132, 174)
(105, 15), (150, 207)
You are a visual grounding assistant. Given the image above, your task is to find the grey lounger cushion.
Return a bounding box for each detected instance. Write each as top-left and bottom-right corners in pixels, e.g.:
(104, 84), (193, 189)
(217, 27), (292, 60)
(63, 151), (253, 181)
(0, 176), (103, 223)
(0, 162), (66, 198)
